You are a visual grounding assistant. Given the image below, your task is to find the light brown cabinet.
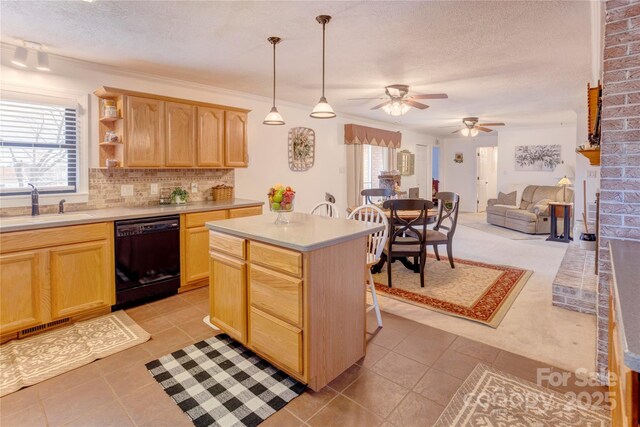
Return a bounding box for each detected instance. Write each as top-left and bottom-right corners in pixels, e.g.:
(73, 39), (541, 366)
(50, 240), (113, 319)
(95, 87), (250, 169)
(197, 107), (225, 167)
(209, 232), (367, 391)
(180, 207), (262, 292)
(125, 96), (164, 167)
(224, 111), (248, 167)
(165, 102), (196, 167)
(0, 223), (115, 342)
(210, 252), (248, 344)
(0, 251), (45, 334)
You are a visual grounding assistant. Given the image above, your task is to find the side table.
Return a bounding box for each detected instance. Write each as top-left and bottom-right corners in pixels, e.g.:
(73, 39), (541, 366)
(547, 202), (573, 243)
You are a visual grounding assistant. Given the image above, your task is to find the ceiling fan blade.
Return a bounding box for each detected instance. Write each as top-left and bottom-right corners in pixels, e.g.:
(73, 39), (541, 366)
(409, 93), (448, 100)
(348, 97), (387, 100)
(404, 100), (429, 110)
(477, 126), (493, 132)
(371, 101), (391, 110)
(477, 122), (505, 127)
(451, 129), (462, 134)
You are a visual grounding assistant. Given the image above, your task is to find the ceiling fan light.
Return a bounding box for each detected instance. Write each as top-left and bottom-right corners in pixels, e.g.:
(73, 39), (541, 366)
(263, 106), (285, 125)
(310, 96), (336, 119)
(36, 51), (50, 71)
(460, 127), (470, 137)
(12, 46), (28, 68)
(470, 128), (479, 137)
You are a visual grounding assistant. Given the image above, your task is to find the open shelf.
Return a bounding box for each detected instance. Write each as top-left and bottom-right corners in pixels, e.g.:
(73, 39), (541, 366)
(99, 116), (121, 123)
(577, 148), (600, 166)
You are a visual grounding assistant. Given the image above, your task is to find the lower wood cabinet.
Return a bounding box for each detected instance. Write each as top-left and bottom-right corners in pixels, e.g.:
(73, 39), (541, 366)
(210, 252), (247, 344)
(180, 206), (262, 291)
(249, 307), (303, 375)
(0, 223), (115, 340)
(0, 251), (45, 333)
(50, 240), (113, 319)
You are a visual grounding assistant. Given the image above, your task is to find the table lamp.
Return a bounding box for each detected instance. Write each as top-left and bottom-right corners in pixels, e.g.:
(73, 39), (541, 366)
(557, 176), (572, 202)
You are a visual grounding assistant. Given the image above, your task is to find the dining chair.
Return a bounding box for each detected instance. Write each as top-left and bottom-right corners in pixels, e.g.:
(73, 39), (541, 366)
(361, 188), (395, 205)
(348, 204), (388, 328)
(425, 192), (460, 268)
(382, 199), (434, 288)
(309, 202), (340, 218)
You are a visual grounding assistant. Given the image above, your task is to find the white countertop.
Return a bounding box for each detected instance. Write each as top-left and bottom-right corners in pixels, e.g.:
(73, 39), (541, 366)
(0, 199), (263, 233)
(206, 212), (385, 252)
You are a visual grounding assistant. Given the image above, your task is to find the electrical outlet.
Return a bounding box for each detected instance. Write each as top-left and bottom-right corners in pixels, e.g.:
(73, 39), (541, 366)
(587, 170), (598, 178)
(150, 183), (159, 195)
(121, 184), (134, 197)
(191, 182), (198, 193)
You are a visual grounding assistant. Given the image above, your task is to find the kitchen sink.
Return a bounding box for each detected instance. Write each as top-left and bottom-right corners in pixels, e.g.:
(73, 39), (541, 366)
(0, 213), (96, 225)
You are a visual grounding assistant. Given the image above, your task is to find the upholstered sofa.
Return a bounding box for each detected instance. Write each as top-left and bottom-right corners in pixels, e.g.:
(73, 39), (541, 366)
(486, 185), (574, 234)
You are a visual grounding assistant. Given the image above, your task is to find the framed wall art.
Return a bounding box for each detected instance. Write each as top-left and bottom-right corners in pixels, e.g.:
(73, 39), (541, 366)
(288, 127), (315, 171)
(514, 144), (561, 171)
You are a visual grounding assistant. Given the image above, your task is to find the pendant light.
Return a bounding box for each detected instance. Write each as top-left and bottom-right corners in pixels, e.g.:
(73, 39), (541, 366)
(263, 37), (285, 125)
(310, 15), (336, 119)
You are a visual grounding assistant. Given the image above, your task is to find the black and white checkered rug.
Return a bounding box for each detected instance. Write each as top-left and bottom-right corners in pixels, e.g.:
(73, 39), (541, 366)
(146, 334), (306, 427)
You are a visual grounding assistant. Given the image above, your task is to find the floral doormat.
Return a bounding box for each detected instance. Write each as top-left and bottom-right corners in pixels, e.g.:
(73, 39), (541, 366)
(373, 256), (532, 327)
(0, 310), (150, 396)
(434, 364), (610, 426)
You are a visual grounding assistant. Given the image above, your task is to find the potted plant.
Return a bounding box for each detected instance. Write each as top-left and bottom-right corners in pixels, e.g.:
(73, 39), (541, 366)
(170, 187), (189, 204)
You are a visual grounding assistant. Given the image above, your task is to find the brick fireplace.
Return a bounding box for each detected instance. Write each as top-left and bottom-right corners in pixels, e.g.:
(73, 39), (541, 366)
(597, 0), (640, 381)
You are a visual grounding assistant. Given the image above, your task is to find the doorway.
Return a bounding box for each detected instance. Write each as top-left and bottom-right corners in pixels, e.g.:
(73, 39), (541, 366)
(415, 144), (431, 201)
(476, 146), (498, 212)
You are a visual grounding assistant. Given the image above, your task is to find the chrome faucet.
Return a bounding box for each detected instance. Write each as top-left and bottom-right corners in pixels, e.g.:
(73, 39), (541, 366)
(59, 199), (66, 214)
(28, 183), (39, 216)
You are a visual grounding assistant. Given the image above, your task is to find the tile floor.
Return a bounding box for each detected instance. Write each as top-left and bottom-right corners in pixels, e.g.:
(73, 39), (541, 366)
(0, 287), (608, 427)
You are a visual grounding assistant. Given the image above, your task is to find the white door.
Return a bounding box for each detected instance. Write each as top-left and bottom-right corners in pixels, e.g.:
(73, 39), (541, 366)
(476, 147), (498, 212)
(415, 145), (431, 200)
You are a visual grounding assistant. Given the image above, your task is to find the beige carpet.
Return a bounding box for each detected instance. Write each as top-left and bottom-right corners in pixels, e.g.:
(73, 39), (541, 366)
(0, 311), (150, 397)
(373, 256), (531, 328)
(434, 364), (610, 426)
(460, 221), (546, 240)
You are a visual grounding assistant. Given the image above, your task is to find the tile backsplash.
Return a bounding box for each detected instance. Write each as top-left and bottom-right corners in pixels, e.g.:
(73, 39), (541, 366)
(0, 168), (234, 216)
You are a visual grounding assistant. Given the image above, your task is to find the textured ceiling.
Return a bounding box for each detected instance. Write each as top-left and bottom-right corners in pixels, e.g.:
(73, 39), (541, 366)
(0, 1), (592, 135)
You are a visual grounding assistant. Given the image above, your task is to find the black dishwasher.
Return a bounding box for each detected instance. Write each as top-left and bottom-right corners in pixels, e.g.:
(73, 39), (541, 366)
(114, 215), (180, 308)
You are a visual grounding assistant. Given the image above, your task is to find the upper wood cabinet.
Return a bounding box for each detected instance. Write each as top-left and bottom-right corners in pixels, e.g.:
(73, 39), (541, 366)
(197, 106), (225, 167)
(225, 111), (248, 167)
(125, 96), (165, 167)
(95, 87), (250, 169)
(165, 102), (196, 167)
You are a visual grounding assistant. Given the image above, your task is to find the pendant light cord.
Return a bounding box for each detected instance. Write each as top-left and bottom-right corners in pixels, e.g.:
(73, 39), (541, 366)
(272, 41), (276, 108)
(322, 21), (326, 98)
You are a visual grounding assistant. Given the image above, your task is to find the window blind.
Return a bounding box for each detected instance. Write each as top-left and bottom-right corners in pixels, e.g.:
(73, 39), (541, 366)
(0, 98), (78, 196)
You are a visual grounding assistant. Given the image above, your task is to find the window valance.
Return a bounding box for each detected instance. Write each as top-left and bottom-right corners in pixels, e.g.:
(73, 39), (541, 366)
(344, 124), (401, 149)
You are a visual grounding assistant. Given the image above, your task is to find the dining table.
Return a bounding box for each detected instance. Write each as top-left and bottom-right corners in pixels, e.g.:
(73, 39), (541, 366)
(348, 205), (439, 273)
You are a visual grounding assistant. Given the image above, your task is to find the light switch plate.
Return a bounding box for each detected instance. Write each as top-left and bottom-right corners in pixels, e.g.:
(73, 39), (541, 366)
(191, 182), (198, 193)
(150, 183), (159, 195)
(121, 184), (134, 197)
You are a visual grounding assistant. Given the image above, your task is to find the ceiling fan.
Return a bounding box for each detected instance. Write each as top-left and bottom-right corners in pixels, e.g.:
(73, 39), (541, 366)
(451, 117), (505, 136)
(349, 84), (448, 116)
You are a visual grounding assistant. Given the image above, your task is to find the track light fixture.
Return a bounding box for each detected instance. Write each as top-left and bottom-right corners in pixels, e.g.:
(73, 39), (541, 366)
(11, 41), (50, 71)
(12, 46), (28, 68)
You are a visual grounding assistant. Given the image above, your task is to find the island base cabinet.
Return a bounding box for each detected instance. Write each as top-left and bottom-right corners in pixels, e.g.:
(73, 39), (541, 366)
(209, 231), (367, 391)
(209, 253), (247, 344)
(249, 307), (303, 376)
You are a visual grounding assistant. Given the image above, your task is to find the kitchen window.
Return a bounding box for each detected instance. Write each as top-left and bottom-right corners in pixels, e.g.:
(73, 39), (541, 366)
(0, 91), (85, 198)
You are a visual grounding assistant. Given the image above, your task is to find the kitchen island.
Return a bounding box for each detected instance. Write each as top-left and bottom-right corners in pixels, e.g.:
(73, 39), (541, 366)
(206, 212), (384, 391)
